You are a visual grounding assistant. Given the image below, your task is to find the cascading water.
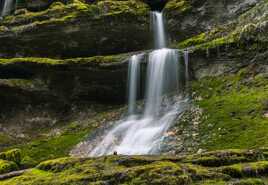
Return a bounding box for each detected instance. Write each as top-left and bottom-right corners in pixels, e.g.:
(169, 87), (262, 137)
(127, 54), (142, 115)
(184, 49), (189, 81)
(151, 11), (166, 49)
(1, 0), (14, 17)
(88, 11), (188, 156)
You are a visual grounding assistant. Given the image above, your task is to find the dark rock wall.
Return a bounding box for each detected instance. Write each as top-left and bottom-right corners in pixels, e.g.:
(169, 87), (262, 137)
(164, 0), (261, 43)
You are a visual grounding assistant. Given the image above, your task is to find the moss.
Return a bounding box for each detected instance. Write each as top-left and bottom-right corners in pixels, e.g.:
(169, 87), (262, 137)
(20, 156), (38, 169)
(233, 178), (265, 185)
(196, 180), (227, 185)
(185, 149), (263, 168)
(221, 161), (268, 178)
(0, 159), (19, 174)
(178, 33), (206, 49)
(97, 0), (149, 16)
(192, 67), (268, 150)
(18, 129), (89, 166)
(37, 157), (82, 172)
(0, 157), (186, 185)
(184, 163), (229, 181)
(0, 54), (128, 65)
(0, 149), (21, 164)
(2, 154), (268, 184)
(177, 34), (235, 51)
(190, 155), (253, 167)
(0, 0), (149, 29)
(165, 0), (191, 13)
(0, 57), (62, 65)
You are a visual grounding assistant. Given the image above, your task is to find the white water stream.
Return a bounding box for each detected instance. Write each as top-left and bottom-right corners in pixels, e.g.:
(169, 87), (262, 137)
(89, 11), (189, 156)
(1, 0), (13, 17)
(127, 54), (142, 115)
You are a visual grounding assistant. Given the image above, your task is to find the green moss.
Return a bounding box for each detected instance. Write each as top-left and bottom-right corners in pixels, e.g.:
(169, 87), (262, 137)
(0, 149), (21, 164)
(178, 33), (206, 49)
(177, 34), (235, 50)
(196, 180), (227, 185)
(0, 159), (18, 174)
(184, 163), (229, 181)
(0, 157), (186, 185)
(233, 178), (265, 185)
(0, 58), (62, 65)
(97, 0), (149, 16)
(165, 0), (191, 13)
(3, 154), (268, 185)
(37, 157), (82, 172)
(1, 0), (149, 30)
(221, 161), (268, 177)
(0, 54), (129, 65)
(186, 149), (263, 167)
(18, 129), (89, 166)
(192, 67), (268, 150)
(20, 156), (38, 169)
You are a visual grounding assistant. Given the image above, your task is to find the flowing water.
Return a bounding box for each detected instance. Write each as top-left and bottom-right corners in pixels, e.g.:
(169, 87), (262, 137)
(151, 11), (166, 49)
(1, 0), (13, 17)
(89, 11), (189, 156)
(127, 54), (142, 115)
(184, 49), (189, 81)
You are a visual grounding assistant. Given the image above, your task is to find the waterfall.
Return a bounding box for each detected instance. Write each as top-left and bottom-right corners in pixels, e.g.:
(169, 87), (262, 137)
(1, 0), (14, 17)
(127, 54), (142, 115)
(144, 49), (179, 117)
(184, 49), (189, 81)
(90, 49), (183, 156)
(151, 11), (166, 49)
(89, 11), (188, 156)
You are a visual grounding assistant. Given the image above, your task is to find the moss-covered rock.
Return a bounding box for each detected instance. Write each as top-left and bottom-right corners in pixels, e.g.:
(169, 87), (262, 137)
(164, 0), (262, 44)
(221, 161), (268, 178)
(0, 149), (21, 164)
(37, 157), (83, 172)
(2, 151), (268, 184)
(175, 0), (268, 51)
(0, 0), (150, 58)
(0, 159), (18, 175)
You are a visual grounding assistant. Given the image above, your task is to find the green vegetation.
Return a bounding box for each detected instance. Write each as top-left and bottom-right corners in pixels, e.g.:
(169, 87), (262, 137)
(2, 149), (268, 184)
(0, 0), (149, 30)
(18, 128), (89, 167)
(165, 0), (191, 13)
(178, 33), (207, 49)
(0, 160), (18, 175)
(0, 149), (21, 164)
(232, 178), (265, 185)
(221, 161), (268, 177)
(0, 54), (129, 65)
(192, 67), (268, 150)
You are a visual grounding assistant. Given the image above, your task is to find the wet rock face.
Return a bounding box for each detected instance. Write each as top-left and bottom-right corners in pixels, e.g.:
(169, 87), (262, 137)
(164, 0), (261, 42)
(25, 0), (54, 11)
(0, 58), (129, 111)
